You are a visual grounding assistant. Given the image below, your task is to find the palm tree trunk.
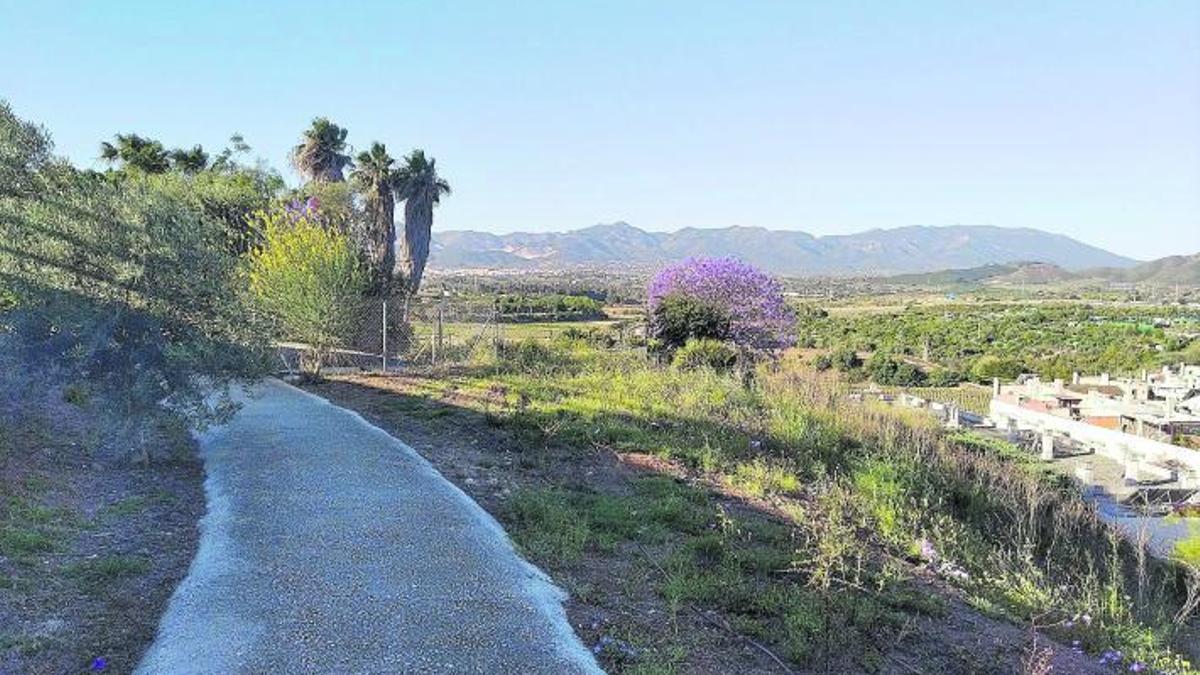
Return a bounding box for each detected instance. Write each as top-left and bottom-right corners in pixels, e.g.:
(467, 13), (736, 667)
(398, 199), (433, 294)
(381, 191), (396, 287)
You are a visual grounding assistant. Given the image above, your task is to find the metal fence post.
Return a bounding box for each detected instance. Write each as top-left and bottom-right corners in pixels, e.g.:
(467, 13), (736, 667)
(381, 300), (388, 373)
(436, 292), (446, 363)
(493, 300), (501, 359)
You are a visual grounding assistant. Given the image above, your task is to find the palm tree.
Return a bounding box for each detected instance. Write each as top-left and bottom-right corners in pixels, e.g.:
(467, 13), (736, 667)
(349, 142), (398, 282)
(290, 117), (352, 183)
(394, 150), (450, 294)
(99, 133), (171, 173)
(169, 145), (209, 174)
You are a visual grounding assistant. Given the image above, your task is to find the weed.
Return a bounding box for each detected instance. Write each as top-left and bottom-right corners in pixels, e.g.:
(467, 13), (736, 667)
(0, 526), (57, 556)
(730, 459), (799, 497)
(100, 495), (151, 518)
(63, 555), (151, 592)
(62, 383), (89, 407)
(504, 490), (590, 563)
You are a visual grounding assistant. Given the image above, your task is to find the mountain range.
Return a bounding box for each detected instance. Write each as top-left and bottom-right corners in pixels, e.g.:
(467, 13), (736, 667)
(428, 223), (1137, 276)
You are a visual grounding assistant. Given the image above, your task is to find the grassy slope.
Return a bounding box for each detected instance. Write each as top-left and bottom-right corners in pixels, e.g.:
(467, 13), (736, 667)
(311, 339), (1199, 674)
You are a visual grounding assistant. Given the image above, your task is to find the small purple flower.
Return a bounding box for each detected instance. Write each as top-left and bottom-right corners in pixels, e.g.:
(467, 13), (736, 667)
(917, 538), (938, 561)
(91, 657), (108, 671)
(1080, 613), (1092, 625)
(1129, 663), (1146, 673)
(284, 196), (323, 222)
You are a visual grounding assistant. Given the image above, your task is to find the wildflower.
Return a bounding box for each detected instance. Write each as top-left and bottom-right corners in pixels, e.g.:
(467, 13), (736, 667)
(91, 658), (108, 671)
(592, 636), (613, 655)
(917, 538), (938, 562)
(1080, 613), (1092, 626)
(938, 561), (970, 582)
(1129, 663), (1146, 673)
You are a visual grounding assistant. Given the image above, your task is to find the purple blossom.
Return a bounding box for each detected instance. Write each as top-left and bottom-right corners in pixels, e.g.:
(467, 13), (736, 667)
(647, 257), (796, 352)
(1099, 649), (1123, 665)
(91, 657), (108, 671)
(284, 196), (322, 222)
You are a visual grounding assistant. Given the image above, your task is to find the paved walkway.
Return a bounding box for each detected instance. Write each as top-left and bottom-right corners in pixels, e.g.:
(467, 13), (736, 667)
(137, 379), (602, 674)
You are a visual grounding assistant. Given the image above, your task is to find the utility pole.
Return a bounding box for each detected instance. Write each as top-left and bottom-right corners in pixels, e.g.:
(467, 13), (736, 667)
(381, 300), (388, 373)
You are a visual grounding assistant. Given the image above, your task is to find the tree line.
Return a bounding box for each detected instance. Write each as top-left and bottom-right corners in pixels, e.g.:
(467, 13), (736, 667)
(93, 116), (449, 296)
(0, 100), (455, 455)
(799, 302), (1200, 386)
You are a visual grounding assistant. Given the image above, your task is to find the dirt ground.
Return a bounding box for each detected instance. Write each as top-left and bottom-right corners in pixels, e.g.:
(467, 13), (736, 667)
(0, 419), (204, 675)
(305, 372), (1107, 675)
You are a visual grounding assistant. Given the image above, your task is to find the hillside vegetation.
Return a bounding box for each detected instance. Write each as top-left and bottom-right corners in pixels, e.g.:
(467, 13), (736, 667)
(315, 336), (1200, 674)
(798, 302), (1200, 384)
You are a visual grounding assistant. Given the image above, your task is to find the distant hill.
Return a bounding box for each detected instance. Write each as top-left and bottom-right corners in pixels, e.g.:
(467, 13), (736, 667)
(1084, 253), (1200, 285)
(429, 223), (1136, 276)
(885, 254), (1200, 288)
(887, 261), (1074, 286)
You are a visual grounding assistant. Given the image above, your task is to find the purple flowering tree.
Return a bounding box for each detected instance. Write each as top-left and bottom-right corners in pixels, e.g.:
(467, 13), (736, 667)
(647, 257), (796, 353)
(284, 196), (322, 221)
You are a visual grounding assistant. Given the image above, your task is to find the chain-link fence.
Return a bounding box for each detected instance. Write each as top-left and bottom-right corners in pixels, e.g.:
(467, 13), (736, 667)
(275, 296), (504, 375)
(275, 295), (647, 376)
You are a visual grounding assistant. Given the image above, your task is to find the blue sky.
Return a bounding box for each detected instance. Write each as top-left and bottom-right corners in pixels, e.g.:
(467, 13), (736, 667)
(2, 0), (1197, 259)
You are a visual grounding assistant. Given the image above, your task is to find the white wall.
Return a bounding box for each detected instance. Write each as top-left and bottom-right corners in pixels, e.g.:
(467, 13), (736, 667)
(990, 399), (1200, 478)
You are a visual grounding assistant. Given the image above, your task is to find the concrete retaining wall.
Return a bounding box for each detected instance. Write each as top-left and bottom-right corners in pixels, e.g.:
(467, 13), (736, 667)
(989, 399), (1200, 475)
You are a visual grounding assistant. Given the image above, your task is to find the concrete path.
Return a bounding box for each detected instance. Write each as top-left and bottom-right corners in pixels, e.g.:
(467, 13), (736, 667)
(137, 379), (602, 675)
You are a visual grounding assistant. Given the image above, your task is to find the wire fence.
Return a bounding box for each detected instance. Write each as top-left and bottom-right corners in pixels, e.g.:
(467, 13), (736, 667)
(275, 296), (503, 375)
(274, 296), (645, 375)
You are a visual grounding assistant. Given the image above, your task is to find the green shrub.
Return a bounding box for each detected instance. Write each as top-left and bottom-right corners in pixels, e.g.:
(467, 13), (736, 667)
(650, 295), (731, 350)
(672, 338), (738, 372)
(832, 348), (862, 372)
(813, 353), (833, 371)
(246, 209), (368, 375)
(925, 368), (964, 387)
(866, 354), (927, 386)
(969, 354), (1024, 383)
(0, 102), (270, 458)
